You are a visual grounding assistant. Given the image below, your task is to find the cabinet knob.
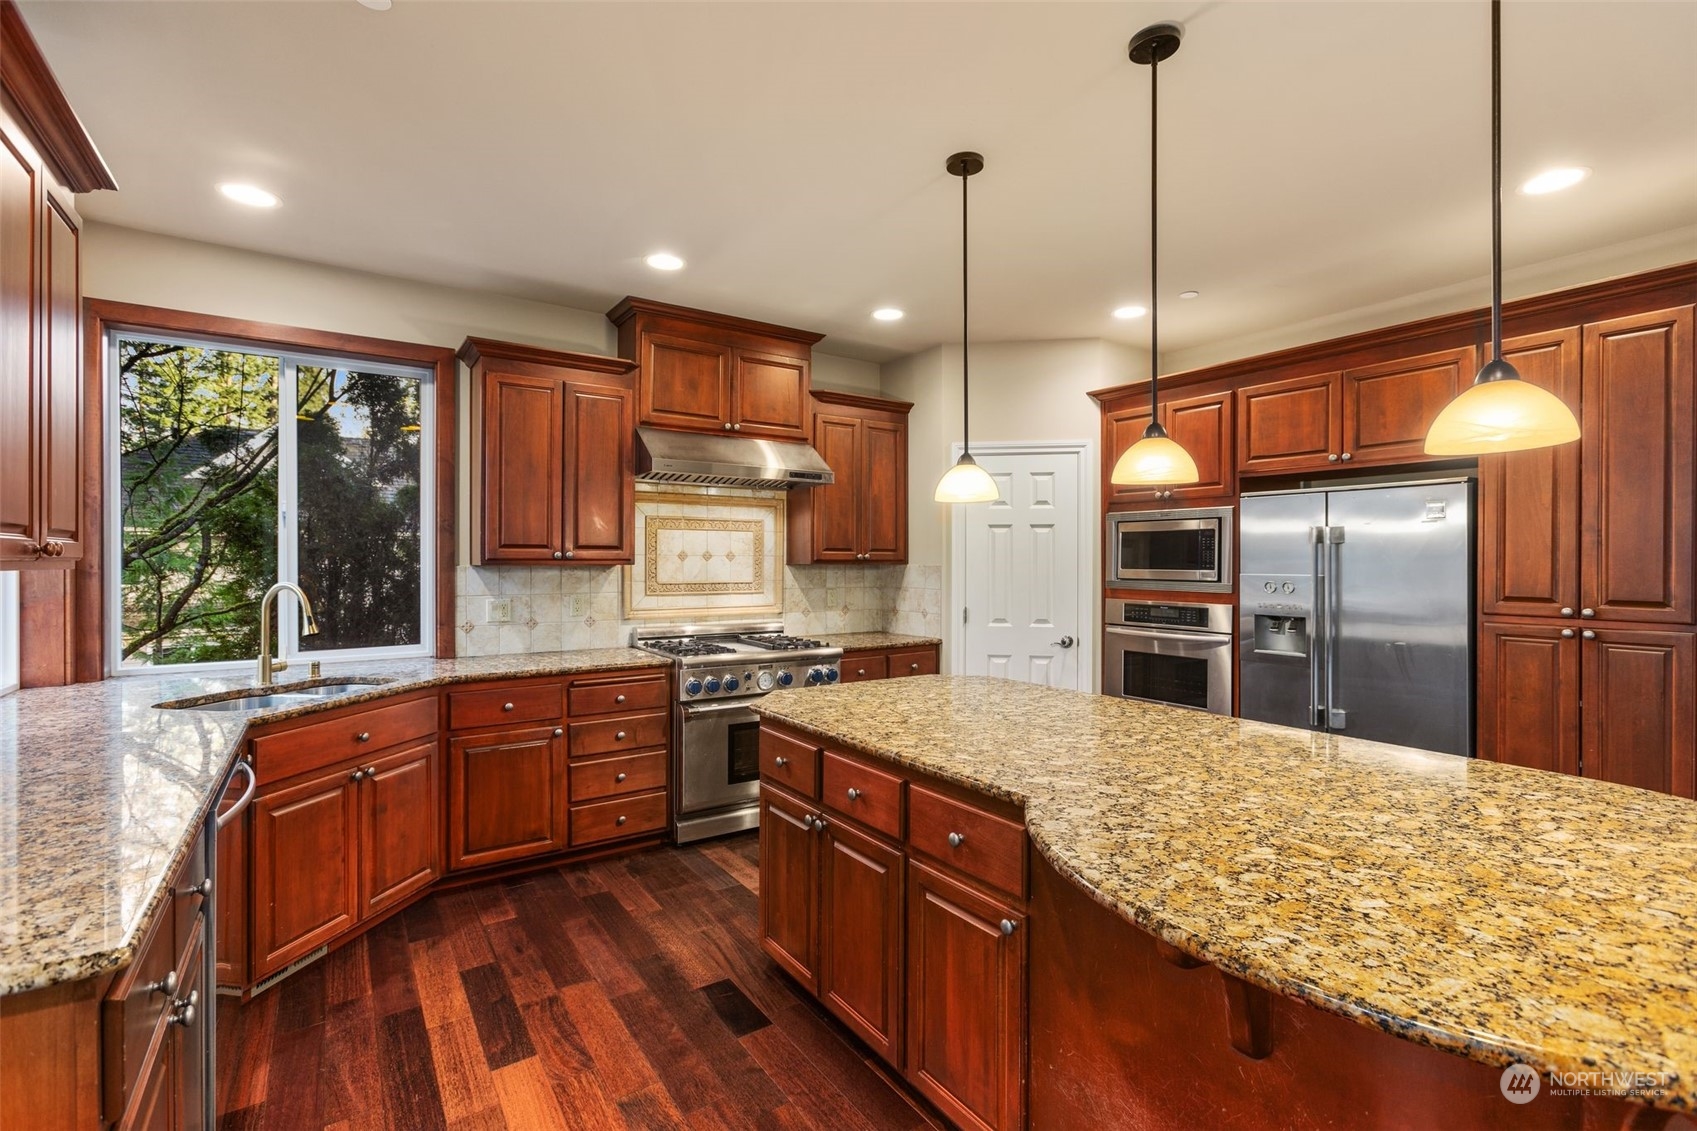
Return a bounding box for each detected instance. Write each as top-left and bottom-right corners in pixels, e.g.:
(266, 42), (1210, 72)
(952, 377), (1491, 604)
(553, 727), (564, 737)
(947, 832), (965, 848)
(1340, 452), (1352, 461)
(616, 815), (627, 826)
(1327, 454), (1339, 463)
(169, 989), (199, 1029)
(813, 816), (827, 830)
(1560, 607), (1574, 617)
(1580, 608), (1595, 618)
(999, 919), (1016, 937)
(846, 787), (861, 801)
(615, 772), (627, 783)
(723, 422), (734, 431)
(615, 694), (626, 704)
(801, 814), (814, 829)
(774, 755), (788, 767)
(1561, 628), (1575, 638)
(553, 551), (564, 560)
(910, 663), (920, 672)
(365, 765), (377, 777)
(503, 702), (515, 711)
(351, 769), (365, 782)
(615, 731), (628, 741)
(734, 423), (743, 431)
(856, 669), (867, 677)
(147, 969), (178, 997)
(180, 877), (212, 900)
(356, 731), (371, 743)
(1582, 629), (1597, 640)
(565, 550), (575, 559)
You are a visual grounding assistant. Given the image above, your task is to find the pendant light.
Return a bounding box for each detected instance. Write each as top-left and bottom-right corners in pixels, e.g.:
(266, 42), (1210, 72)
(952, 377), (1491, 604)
(1425, 1), (1580, 455)
(1111, 23), (1199, 488)
(934, 151), (1000, 504)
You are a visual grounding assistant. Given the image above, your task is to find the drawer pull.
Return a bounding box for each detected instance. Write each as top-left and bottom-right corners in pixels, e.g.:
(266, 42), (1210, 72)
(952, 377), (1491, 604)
(554, 727), (564, 737)
(1000, 919), (1016, 936)
(356, 731), (370, 743)
(169, 989), (199, 1028)
(615, 731), (628, 741)
(616, 815), (627, 827)
(947, 832), (965, 848)
(774, 755), (789, 768)
(910, 663), (920, 672)
(503, 702), (515, 712)
(857, 669), (867, 677)
(615, 772), (627, 783)
(846, 787), (862, 801)
(615, 694), (627, 704)
(180, 877), (212, 900)
(148, 970), (178, 997)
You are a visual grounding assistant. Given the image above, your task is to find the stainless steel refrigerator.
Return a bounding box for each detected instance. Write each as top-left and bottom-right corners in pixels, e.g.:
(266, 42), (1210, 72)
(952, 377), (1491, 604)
(1238, 479), (1473, 756)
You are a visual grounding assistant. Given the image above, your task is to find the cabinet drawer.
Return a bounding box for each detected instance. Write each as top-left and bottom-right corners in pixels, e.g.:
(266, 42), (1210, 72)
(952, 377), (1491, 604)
(761, 726), (820, 798)
(102, 909), (197, 1121)
(570, 789), (667, 846)
(842, 654), (889, 682)
(252, 695), (437, 785)
(569, 710), (667, 757)
(821, 750), (905, 839)
(448, 683), (562, 731)
(568, 674), (668, 717)
(570, 750), (668, 801)
(908, 784), (1026, 898)
(170, 828), (209, 966)
(888, 648), (939, 678)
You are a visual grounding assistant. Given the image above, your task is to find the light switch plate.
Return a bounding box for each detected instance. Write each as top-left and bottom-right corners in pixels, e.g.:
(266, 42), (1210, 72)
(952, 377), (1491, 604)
(487, 597), (513, 624)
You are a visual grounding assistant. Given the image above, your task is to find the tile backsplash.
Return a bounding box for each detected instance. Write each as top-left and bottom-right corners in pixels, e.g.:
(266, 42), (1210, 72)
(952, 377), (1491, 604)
(453, 562), (942, 657)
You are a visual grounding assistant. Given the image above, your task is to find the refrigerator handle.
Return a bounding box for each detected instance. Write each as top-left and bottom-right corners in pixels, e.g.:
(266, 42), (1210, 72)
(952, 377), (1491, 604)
(1309, 525), (1325, 728)
(1326, 526), (1347, 731)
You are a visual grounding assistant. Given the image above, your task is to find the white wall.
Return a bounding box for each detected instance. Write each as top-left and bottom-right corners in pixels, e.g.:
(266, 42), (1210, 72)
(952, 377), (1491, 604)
(0, 573), (19, 696)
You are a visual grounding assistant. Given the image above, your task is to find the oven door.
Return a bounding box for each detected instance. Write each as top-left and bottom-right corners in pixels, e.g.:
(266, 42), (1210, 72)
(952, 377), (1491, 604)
(1109, 516), (1226, 588)
(1103, 625), (1233, 715)
(678, 698), (764, 817)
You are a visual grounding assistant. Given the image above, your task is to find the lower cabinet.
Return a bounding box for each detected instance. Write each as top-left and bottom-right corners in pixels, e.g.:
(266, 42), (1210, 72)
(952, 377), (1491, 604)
(758, 785), (820, 987)
(447, 724), (566, 871)
(820, 817), (904, 1064)
(360, 741), (442, 917)
(839, 642), (940, 684)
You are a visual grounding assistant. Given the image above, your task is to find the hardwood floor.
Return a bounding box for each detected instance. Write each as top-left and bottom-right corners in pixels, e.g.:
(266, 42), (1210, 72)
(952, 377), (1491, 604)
(216, 833), (945, 1130)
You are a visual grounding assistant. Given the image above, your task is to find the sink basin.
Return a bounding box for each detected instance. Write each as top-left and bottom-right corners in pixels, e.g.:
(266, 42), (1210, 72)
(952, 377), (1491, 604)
(287, 682), (384, 697)
(171, 693), (317, 712)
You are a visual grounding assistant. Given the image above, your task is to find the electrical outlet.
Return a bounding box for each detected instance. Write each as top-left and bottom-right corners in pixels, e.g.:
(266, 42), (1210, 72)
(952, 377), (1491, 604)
(487, 597), (513, 624)
(569, 594), (591, 618)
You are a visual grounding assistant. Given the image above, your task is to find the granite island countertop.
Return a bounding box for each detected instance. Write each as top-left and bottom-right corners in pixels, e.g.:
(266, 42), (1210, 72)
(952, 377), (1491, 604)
(817, 631), (942, 651)
(0, 648), (668, 996)
(752, 675), (1697, 1111)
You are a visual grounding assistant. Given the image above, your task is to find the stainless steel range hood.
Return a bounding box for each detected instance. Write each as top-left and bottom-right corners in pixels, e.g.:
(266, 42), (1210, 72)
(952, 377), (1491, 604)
(635, 427), (835, 490)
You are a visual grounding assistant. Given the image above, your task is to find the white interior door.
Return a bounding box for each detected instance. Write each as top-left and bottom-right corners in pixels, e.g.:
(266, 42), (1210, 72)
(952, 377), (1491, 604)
(952, 444), (1092, 689)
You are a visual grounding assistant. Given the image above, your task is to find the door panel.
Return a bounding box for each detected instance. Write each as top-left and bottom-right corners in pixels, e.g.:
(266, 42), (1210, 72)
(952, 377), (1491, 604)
(1341, 347), (1472, 466)
(758, 785), (819, 990)
(480, 371), (562, 562)
(732, 350), (809, 439)
(563, 379), (634, 561)
(859, 418), (907, 561)
(1161, 391), (1233, 502)
(642, 332), (732, 431)
(1235, 372), (1340, 474)
(808, 413), (860, 560)
(1476, 620), (1580, 775)
(1236, 491), (1329, 732)
(252, 767), (359, 977)
(1478, 329), (1582, 618)
(448, 726), (565, 871)
(819, 819), (903, 1064)
(360, 740), (441, 918)
(0, 120), (39, 562)
(39, 190), (80, 557)
(1581, 306), (1695, 624)
(1583, 629), (1695, 798)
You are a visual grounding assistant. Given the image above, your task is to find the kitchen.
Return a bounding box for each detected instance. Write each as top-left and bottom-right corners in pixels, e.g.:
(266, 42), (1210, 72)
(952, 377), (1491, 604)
(1, 1), (1695, 1129)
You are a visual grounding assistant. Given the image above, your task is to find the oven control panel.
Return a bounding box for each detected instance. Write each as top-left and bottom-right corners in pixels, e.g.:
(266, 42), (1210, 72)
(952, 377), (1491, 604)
(682, 662), (837, 697)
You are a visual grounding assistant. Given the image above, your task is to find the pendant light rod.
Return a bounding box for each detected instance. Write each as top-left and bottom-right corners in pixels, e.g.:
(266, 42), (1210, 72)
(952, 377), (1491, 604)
(1489, 0), (1503, 362)
(946, 151), (983, 454)
(1149, 34), (1161, 413)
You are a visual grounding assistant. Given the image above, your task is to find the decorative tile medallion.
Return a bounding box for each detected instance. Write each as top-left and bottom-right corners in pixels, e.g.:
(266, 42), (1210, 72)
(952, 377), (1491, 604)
(625, 489), (785, 619)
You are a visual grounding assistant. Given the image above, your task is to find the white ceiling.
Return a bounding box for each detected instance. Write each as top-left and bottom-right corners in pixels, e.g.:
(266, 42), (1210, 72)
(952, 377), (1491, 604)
(21, 1), (1697, 363)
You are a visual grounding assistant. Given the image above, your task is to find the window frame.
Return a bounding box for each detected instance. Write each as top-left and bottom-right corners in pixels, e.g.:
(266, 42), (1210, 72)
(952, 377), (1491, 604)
(86, 301), (459, 679)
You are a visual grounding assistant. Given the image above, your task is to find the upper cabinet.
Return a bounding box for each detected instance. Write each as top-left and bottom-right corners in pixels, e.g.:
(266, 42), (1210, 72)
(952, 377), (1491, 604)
(1102, 389), (1233, 507)
(0, 3), (116, 569)
(608, 297), (824, 442)
(788, 390), (912, 564)
(462, 338), (638, 566)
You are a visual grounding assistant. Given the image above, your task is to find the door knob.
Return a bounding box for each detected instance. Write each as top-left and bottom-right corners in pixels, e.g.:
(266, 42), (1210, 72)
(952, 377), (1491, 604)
(1051, 636), (1075, 648)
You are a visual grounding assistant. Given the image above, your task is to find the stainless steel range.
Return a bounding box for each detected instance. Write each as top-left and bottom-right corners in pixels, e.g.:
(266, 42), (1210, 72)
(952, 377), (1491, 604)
(633, 621), (843, 843)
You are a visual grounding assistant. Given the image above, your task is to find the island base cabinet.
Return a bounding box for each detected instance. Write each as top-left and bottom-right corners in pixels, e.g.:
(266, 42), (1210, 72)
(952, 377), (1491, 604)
(758, 785), (820, 989)
(906, 861), (1025, 1131)
(820, 817), (904, 1065)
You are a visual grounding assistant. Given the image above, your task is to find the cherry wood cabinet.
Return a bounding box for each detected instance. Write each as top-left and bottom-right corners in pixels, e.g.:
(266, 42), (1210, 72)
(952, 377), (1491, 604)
(838, 643), (939, 684)
(788, 390), (912, 564)
(907, 860), (1026, 1131)
(1102, 404), (1156, 506)
(758, 784), (820, 988)
(252, 764), (361, 978)
(447, 724), (567, 871)
(608, 297), (825, 441)
(1582, 628), (1696, 798)
(358, 740), (441, 917)
(463, 338), (637, 566)
(1103, 391), (1233, 507)
(1234, 370), (1342, 475)
(1340, 346), (1472, 467)
(820, 816), (905, 1064)
(1477, 620), (1581, 777)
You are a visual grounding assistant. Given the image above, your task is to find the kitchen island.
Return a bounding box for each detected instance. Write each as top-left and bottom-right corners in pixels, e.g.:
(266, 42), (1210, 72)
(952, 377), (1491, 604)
(753, 675), (1697, 1128)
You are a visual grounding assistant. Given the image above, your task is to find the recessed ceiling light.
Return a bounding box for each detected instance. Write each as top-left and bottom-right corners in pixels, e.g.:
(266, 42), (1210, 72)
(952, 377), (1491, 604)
(871, 307), (905, 322)
(644, 252), (685, 271)
(1112, 305), (1148, 320)
(218, 183), (280, 208)
(1179, 290), (1200, 299)
(1519, 166), (1591, 195)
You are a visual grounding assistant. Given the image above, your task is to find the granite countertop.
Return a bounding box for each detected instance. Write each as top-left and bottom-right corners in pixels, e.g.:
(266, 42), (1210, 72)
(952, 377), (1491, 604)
(0, 648), (667, 996)
(819, 631), (942, 651)
(753, 676), (1697, 1110)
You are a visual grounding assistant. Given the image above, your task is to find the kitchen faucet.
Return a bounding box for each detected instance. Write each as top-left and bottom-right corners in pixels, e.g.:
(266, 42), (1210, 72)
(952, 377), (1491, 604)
(258, 582), (319, 685)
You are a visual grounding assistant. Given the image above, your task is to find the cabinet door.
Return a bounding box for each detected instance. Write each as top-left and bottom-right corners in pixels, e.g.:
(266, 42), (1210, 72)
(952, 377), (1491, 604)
(858, 416), (908, 562)
(758, 785), (819, 990)
(732, 349), (809, 440)
(1160, 391), (1233, 502)
(252, 766), (360, 978)
(1235, 372), (1341, 474)
(359, 740), (441, 918)
(641, 331), (732, 432)
(37, 188), (80, 560)
(1341, 346), (1472, 466)
(478, 370), (562, 562)
(1583, 629), (1696, 798)
(448, 725), (565, 871)
(906, 861), (1024, 1131)
(562, 378), (635, 563)
(0, 117), (40, 564)
(807, 413), (861, 561)
(819, 818), (904, 1065)
(1581, 306), (1695, 624)
(1478, 330), (1582, 618)
(170, 935), (206, 1131)
(1103, 404), (1155, 505)
(1476, 620), (1579, 775)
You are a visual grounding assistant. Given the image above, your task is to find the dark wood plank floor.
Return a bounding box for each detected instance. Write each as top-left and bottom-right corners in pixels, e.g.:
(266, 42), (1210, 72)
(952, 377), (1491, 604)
(216, 833), (944, 1131)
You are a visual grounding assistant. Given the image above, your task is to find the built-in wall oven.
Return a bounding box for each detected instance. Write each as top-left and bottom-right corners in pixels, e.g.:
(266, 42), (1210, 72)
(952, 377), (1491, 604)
(1103, 598), (1234, 715)
(1106, 505), (1233, 592)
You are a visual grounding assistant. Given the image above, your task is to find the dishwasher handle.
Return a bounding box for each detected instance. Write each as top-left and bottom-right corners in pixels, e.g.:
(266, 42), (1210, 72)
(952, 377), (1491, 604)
(216, 760), (256, 830)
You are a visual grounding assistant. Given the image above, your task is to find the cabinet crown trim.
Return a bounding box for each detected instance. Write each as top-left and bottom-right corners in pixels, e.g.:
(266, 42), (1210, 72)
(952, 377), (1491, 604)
(1, 3), (117, 192)
(606, 296), (826, 346)
(811, 389), (914, 415)
(458, 337), (639, 375)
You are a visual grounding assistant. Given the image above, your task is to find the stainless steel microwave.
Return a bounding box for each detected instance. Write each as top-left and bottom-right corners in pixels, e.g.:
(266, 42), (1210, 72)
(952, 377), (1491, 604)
(1106, 506), (1234, 592)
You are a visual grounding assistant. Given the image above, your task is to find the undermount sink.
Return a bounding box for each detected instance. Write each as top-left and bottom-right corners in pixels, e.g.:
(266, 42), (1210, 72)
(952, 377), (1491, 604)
(286, 682), (383, 697)
(154, 680), (388, 712)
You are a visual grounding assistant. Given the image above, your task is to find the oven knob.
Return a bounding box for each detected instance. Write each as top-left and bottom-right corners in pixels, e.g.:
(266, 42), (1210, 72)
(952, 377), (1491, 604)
(756, 671), (777, 691)
(705, 676), (722, 694)
(684, 678), (703, 696)
(777, 671), (794, 687)
(824, 666), (839, 683)
(723, 675), (740, 692)
(806, 668), (824, 685)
